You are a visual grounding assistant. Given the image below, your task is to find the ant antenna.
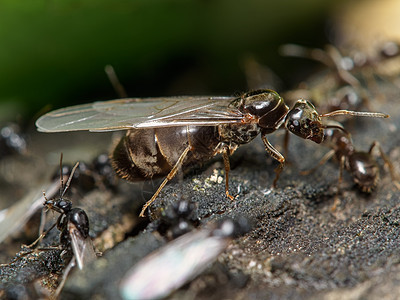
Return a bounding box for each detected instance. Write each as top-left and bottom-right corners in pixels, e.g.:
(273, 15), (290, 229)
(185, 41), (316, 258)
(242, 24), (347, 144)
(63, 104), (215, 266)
(280, 44), (334, 67)
(42, 191), (49, 202)
(58, 152), (80, 197)
(105, 65), (128, 98)
(61, 161), (79, 197)
(320, 110), (389, 119)
(322, 123), (350, 136)
(59, 153), (64, 192)
(280, 44), (361, 88)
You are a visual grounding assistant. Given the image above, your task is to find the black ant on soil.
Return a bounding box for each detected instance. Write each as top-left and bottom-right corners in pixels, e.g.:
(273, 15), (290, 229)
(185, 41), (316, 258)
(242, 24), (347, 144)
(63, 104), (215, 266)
(28, 155), (96, 270)
(36, 90), (389, 216)
(2, 156), (96, 296)
(301, 122), (399, 192)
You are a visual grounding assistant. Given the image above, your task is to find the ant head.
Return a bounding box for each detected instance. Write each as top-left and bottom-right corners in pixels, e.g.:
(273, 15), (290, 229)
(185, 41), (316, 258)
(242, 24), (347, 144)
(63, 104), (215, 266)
(44, 198), (72, 214)
(55, 199), (72, 213)
(285, 99), (324, 144)
(43, 154), (79, 214)
(285, 99), (389, 144)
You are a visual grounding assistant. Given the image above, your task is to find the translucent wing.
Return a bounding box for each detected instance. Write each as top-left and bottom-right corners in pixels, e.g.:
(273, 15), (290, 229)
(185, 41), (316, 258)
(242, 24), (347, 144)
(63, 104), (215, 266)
(119, 218), (249, 300)
(36, 96), (244, 133)
(120, 228), (229, 300)
(0, 179), (61, 244)
(68, 222), (97, 270)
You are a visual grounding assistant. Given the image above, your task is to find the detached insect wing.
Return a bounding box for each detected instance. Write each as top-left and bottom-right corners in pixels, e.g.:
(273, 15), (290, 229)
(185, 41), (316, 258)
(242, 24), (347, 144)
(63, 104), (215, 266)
(119, 218), (250, 300)
(0, 179), (62, 244)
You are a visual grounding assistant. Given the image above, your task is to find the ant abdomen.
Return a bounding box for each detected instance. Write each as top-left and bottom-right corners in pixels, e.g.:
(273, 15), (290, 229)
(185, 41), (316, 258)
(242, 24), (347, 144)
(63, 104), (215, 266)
(111, 126), (221, 182)
(347, 151), (380, 193)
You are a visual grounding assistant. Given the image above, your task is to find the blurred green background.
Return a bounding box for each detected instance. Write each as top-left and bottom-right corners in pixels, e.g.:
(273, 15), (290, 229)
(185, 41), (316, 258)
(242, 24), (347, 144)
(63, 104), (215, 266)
(0, 0), (344, 122)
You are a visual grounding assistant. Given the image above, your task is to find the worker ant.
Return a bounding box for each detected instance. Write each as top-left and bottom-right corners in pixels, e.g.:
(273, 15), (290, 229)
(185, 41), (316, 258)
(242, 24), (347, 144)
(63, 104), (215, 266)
(27, 155), (96, 271)
(301, 122), (399, 192)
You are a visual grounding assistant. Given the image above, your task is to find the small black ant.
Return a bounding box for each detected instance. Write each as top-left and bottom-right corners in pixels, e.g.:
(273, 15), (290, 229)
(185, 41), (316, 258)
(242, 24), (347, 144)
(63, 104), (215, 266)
(30, 155), (96, 270)
(301, 122), (399, 192)
(157, 199), (199, 240)
(2, 156), (97, 297)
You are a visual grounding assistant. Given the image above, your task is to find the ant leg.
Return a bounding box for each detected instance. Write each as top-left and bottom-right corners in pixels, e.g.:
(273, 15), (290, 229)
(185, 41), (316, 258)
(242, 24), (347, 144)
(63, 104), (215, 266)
(369, 141), (400, 190)
(105, 65), (128, 98)
(283, 130), (290, 163)
(54, 256), (76, 297)
(139, 145), (191, 217)
(338, 155), (346, 188)
(325, 45), (361, 88)
(300, 150), (335, 175)
(261, 135), (285, 187)
(222, 145), (235, 200)
(37, 205), (47, 241)
(26, 196), (57, 249)
(26, 221), (57, 249)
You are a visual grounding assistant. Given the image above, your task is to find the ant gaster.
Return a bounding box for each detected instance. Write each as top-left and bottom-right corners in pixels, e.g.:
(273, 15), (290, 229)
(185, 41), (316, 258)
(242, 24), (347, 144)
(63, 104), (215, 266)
(36, 90), (389, 217)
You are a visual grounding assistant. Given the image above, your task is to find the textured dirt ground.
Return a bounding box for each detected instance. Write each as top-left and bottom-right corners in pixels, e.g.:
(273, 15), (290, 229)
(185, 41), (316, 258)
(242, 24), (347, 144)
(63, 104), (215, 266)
(0, 75), (400, 299)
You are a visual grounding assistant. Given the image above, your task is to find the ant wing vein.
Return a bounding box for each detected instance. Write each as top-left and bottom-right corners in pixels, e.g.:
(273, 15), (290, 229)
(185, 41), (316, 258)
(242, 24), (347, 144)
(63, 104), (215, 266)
(68, 223), (96, 270)
(36, 96), (243, 133)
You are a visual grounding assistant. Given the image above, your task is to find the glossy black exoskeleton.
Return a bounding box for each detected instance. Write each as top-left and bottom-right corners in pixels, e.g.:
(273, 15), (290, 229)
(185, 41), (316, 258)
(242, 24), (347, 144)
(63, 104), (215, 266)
(36, 90), (388, 216)
(51, 153), (116, 193)
(302, 123), (398, 192)
(92, 153), (117, 189)
(40, 158), (96, 270)
(157, 199), (199, 240)
(44, 198), (89, 248)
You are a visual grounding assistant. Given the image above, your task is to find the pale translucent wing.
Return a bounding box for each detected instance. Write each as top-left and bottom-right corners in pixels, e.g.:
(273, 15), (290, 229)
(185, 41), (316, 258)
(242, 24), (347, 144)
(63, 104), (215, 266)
(120, 229), (228, 300)
(68, 223), (97, 270)
(36, 96), (244, 133)
(0, 179), (61, 244)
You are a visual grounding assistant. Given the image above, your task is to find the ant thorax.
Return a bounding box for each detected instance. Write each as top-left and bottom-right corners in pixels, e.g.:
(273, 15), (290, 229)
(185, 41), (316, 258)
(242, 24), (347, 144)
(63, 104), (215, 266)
(218, 123), (260, 145)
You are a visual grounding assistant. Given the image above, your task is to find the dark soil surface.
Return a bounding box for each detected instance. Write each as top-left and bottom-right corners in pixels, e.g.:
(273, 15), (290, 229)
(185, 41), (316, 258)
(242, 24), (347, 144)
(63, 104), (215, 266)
(1, 76), (400, 299)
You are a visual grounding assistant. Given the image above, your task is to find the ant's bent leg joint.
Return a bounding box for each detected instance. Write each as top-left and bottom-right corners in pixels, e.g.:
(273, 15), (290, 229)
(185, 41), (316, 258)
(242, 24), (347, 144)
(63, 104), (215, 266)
(222, 145), (235, 200)
(139, 145), (191, 217)
(262, 136), (285, 187)
(370, 141), (400, 189)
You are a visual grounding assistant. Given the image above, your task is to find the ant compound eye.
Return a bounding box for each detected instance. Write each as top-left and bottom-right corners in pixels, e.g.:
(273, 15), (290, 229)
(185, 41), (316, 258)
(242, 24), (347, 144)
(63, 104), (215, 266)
(285, 99), (324, 144)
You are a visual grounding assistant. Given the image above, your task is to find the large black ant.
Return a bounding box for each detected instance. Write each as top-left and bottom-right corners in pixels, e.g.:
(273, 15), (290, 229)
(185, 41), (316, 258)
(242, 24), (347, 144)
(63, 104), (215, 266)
(301, 122), (399, 192)
(36, 89), (389, 216)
